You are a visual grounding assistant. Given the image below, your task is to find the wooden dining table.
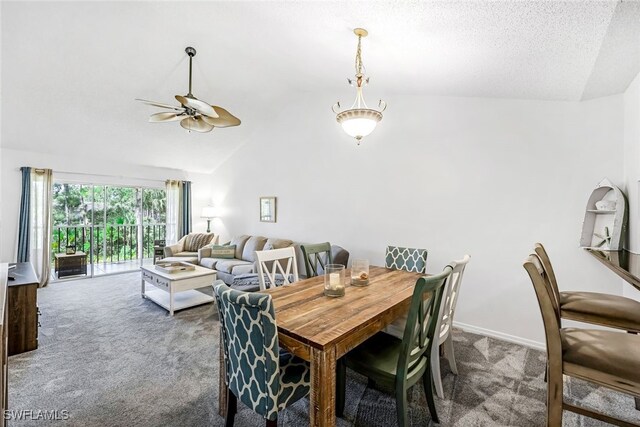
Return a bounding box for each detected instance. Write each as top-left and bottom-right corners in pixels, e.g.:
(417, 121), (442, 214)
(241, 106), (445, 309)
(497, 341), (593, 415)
(217, 265), (424, 427)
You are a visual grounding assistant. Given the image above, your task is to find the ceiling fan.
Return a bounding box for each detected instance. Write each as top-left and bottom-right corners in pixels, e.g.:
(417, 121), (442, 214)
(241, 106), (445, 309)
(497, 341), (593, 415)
(136, 46), (240, 133)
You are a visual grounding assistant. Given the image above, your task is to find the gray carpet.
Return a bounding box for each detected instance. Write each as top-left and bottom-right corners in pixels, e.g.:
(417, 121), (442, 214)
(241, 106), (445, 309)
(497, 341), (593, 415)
(8, 272), (639, 426)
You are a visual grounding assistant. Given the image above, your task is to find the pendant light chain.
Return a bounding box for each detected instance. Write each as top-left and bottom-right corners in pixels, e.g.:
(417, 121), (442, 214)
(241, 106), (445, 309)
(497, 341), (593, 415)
(355, 34), (364, 76)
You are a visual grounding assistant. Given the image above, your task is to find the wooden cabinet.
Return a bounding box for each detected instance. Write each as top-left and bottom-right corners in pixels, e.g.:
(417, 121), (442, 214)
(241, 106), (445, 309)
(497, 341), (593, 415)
(7, 263), (38, 356)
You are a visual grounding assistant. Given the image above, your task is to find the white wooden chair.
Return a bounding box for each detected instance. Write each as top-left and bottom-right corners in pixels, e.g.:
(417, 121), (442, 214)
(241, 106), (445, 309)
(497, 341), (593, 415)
(254, 247), (299, 290)
(431, 255), (470, 398)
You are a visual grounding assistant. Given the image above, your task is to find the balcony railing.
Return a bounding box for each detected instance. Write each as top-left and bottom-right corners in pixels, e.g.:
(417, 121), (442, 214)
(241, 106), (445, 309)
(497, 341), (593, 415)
(52, 224), (167, 263)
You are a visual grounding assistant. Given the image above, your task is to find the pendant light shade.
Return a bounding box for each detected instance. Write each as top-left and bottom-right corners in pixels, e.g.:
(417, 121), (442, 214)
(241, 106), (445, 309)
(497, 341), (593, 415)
(333, 28), (386, 145)
(336, 109), (383, 140)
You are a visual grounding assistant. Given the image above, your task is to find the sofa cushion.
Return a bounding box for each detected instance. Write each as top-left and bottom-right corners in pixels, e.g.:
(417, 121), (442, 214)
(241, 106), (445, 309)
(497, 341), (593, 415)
(231, 274), (262, 292)
(184, 233), (215, 252)
(263, 238), (294, 251)
(231, 263), (255, 276)
(209, 245), (236, 259)
(242, 236), (268, 262)
(216, 259), (254, 274)
(229, 235), (251, 259)
(199, 257), (223, 269)
(261, 238), (296, 272)
(331, 245), (350, 269)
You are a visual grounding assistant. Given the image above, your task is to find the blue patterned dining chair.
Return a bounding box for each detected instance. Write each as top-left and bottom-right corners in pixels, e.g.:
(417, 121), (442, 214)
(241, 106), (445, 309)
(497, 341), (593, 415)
(214, 281), (310, 427)
(383, 246), (428, 337)
(385, 246), (428, 274)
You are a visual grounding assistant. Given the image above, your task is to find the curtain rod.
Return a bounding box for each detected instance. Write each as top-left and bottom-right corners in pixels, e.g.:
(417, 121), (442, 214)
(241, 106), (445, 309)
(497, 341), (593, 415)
(19, 168), (173, 183)
(57, 170), (167, 183)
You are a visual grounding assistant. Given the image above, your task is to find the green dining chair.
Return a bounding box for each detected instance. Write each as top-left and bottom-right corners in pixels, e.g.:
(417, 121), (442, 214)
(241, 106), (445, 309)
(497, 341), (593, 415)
(384, 255), (471, 399)
(300, 242), (332, 278)
(336, 265), (452, 426)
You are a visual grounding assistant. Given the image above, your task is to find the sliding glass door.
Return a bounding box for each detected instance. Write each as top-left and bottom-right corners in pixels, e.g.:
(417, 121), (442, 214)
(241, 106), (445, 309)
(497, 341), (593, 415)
(51, 183), (93, 279)
(141, 188), (166, 267)
(51, 183), (166, 280)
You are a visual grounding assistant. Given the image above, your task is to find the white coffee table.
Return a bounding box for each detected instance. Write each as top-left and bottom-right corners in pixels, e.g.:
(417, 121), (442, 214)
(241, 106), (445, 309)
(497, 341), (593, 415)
(140, 265), (217, 315)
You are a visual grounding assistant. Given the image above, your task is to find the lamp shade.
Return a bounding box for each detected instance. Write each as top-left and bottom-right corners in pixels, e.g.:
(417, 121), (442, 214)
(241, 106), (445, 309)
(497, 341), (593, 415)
(336, 108), (383, 141)
(201, 206), (217, 218)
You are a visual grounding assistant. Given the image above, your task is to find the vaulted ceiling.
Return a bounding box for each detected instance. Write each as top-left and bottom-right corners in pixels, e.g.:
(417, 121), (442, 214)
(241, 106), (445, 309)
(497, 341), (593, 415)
(2, 1), (639, 173)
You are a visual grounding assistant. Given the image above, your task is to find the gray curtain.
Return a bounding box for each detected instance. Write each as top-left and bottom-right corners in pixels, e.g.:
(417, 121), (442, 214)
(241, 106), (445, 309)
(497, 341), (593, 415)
(180, 181), (192, 237)
(17, 167), (31, 262)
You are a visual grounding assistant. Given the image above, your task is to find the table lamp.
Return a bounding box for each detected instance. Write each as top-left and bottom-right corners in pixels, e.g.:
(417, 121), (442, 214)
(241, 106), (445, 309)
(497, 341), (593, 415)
(201, 206), (217, 233)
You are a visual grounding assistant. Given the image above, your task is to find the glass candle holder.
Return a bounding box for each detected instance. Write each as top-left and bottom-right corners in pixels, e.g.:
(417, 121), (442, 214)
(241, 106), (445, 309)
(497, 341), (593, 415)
(324, 264), (346, 297)
(351, 259), (370, 286)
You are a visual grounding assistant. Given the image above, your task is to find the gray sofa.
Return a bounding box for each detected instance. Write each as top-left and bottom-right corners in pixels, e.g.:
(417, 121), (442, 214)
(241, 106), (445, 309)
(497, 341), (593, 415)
(198, 234), (349, 287)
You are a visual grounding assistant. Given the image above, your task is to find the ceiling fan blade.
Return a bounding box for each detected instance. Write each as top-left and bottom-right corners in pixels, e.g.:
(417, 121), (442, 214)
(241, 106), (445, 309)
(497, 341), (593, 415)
(201, 106), (241, 128)
(180, 116), (214, 133)
(149, 112), (185, 123)
(136, 98), (185, 111)
(175, 95), (219, 118)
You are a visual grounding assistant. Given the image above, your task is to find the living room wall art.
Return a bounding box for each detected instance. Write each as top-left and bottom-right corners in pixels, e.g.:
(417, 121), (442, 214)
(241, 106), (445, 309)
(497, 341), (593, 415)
(260, 197), (277, 223)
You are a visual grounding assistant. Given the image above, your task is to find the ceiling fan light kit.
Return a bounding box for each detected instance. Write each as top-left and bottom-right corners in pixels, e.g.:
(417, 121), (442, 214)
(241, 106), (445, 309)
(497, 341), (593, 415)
(333, 28), (386, 145)
(136, 46), (240, 133)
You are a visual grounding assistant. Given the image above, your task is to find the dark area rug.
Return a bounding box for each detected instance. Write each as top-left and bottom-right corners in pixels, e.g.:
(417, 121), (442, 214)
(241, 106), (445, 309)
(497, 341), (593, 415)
(8, 272), (639, 426)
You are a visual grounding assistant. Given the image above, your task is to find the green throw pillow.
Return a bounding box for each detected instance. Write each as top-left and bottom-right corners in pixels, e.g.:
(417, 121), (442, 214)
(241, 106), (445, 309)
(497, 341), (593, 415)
(210, 245), (236, 259)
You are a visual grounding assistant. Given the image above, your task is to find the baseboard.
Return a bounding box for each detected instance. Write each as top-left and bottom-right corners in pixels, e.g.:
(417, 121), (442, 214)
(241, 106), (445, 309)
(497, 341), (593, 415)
(453, 321), (546, 351)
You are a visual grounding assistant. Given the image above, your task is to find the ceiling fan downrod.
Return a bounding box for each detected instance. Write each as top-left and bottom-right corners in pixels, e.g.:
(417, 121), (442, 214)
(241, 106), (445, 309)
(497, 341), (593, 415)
(185, 46), (196, 97)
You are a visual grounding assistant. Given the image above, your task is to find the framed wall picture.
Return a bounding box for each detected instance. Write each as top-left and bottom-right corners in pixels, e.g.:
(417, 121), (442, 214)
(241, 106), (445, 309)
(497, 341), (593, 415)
(260, 197), (277, 222)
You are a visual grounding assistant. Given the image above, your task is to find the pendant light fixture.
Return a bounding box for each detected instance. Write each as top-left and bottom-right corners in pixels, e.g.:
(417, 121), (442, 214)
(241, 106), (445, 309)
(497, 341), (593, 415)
(333, 28), (386, 144)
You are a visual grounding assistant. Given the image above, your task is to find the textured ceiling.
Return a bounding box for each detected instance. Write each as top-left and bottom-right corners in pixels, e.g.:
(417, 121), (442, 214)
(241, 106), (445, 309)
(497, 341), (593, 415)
(1, 1), (639, 173)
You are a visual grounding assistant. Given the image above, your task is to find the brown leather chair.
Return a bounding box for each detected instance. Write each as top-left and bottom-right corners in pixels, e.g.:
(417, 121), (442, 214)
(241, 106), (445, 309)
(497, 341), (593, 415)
(534, 243), (640, 333)
(524, 254), (640, 426)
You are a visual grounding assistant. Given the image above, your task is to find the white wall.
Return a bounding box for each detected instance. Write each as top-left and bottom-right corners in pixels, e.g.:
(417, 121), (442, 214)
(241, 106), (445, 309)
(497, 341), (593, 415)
(0, 3), (4, 258)
(623, 72), (640, 299)
(624, 72), (640, 253)
(209, 93), (625, 346)
(0, 147), (213, 262)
